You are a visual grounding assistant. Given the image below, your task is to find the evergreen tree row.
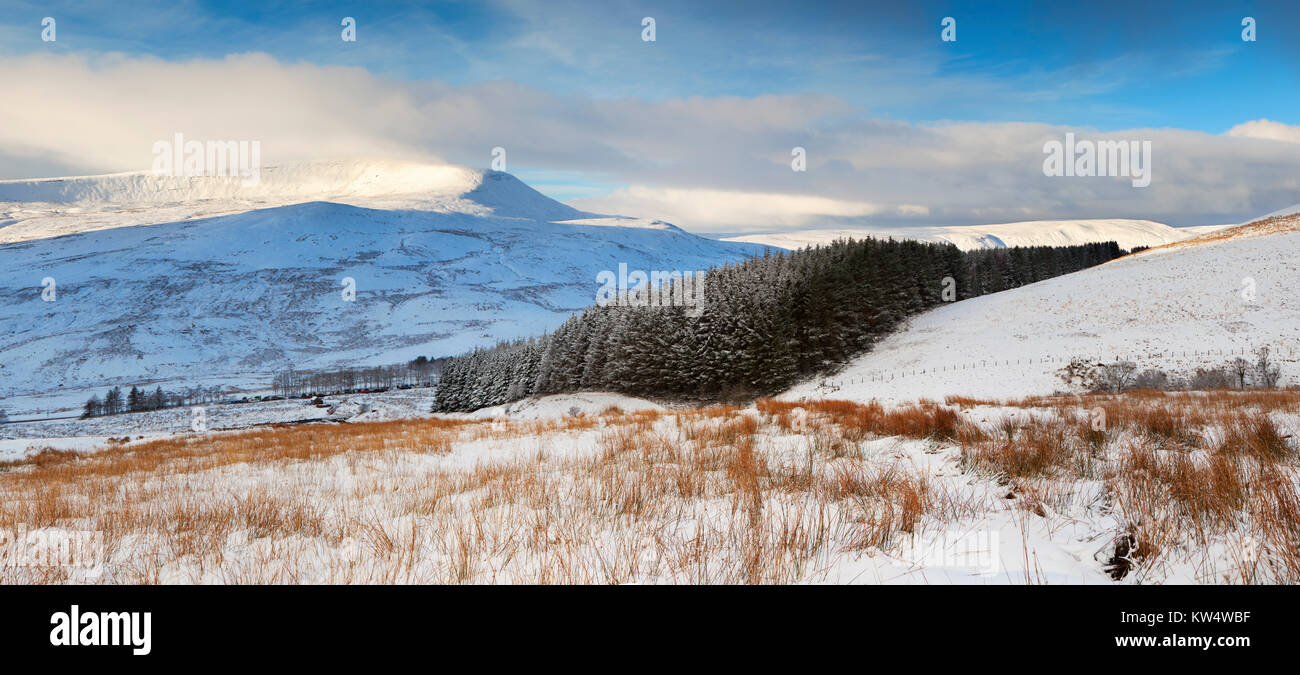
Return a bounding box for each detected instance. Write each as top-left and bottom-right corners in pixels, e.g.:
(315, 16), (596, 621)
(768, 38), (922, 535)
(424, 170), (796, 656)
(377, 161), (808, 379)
(433, 238), (1127, 412)
(83, 385), (197, 418)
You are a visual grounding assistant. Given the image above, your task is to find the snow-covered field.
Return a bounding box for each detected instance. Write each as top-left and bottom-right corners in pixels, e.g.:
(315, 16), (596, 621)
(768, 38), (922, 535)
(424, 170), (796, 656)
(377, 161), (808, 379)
(724, 218), (1227, 252)
(3, 393), (1294, 584)
(0, 388), (676, 462)
(0, 435), (122, 462)
(783, 215), (1300, 404)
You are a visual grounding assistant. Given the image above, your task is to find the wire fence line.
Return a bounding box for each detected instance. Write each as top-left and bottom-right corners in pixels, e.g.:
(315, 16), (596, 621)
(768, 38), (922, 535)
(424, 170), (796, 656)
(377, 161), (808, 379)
(0, 414), (83, 426)
(817, 345), (1299, 389)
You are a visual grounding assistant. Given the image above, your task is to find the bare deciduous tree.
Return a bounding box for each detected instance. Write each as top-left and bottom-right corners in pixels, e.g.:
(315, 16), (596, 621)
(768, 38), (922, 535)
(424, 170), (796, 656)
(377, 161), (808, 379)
(1231, 357), (1251, 389)
(1101, 361), (1138, 393)
(1255, 346), (1281, 389)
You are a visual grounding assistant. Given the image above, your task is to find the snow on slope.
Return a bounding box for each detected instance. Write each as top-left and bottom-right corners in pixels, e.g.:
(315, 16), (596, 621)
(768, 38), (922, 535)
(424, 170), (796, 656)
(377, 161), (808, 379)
(0, 159), (587, 244)
(782, 215), (1300, 404)
(725, 219), (1221, 252)
(1261, 202), (1300, 220)
(454, 392), (667, 420)
(1178, 224), (1236, 237)
(0, 162), (768, 412)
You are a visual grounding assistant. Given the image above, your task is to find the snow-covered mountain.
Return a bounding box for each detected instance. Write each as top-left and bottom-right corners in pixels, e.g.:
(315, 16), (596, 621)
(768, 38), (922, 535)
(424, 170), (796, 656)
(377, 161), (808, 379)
(724, 218), (1226, 252)
(782, 211), (1300, 403)
(0, 160), (768, 411)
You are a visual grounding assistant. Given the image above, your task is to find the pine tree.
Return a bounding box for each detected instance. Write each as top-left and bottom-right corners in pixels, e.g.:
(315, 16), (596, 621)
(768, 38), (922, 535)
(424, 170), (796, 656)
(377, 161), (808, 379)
(104, 387), (123, 415)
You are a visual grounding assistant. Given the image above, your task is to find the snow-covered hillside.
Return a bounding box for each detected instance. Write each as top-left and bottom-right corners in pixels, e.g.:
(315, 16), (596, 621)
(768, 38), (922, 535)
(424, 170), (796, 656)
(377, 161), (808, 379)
(725, 218), (1225, 252)
(783, 213), (1300, 403)
(0, 161), (768, 413)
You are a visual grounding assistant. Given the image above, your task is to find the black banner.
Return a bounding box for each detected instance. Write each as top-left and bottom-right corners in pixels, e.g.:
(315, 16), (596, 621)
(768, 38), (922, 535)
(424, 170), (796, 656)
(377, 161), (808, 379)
(0, 585), (1289, 664)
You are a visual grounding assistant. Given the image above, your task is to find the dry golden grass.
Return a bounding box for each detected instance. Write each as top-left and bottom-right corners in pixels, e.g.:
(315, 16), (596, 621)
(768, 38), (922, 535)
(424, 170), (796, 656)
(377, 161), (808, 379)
(756, 397), (982, 443)
(0, 403), (958, 584)
(962, 417), (1081, 480)
(949, 389), (1300, 581)
(2, 389), (1295, 584)
(1218, 412), (1294, 462)
(1128, 213), (1300, 257)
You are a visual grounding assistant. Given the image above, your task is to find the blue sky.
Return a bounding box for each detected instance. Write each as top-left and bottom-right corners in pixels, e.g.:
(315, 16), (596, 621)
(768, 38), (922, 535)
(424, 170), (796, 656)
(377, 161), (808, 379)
(3, 0), (1299, 229)
(9, 0), (1295, 130)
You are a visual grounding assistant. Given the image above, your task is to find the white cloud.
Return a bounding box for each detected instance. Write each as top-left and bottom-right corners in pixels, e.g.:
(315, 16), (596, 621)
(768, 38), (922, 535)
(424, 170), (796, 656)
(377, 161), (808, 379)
(571, 186), (927, 229)
(0, 53), (430, 175)
(1226, 119), (1300, 144)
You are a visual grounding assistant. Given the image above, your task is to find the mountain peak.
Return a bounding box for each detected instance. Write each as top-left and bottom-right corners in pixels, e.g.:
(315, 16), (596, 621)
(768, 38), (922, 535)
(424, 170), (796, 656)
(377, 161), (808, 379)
(460, 169), (587, 221)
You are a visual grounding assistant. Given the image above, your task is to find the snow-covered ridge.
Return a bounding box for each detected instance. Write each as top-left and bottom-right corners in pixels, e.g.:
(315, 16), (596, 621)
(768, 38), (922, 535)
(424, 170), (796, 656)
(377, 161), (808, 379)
(782, 213), (1300, 404)
(0, 159), (588, 243)
(1139, 206), (1300, 254)
(1261, 202), (1300, 221)
(724, 219), (1224, 252)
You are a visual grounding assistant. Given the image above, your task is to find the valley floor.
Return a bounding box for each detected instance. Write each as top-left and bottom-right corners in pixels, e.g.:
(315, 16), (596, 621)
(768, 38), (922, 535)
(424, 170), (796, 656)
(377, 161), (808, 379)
(1, 389), (1296, 584)
(0, 388), (438, 462)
